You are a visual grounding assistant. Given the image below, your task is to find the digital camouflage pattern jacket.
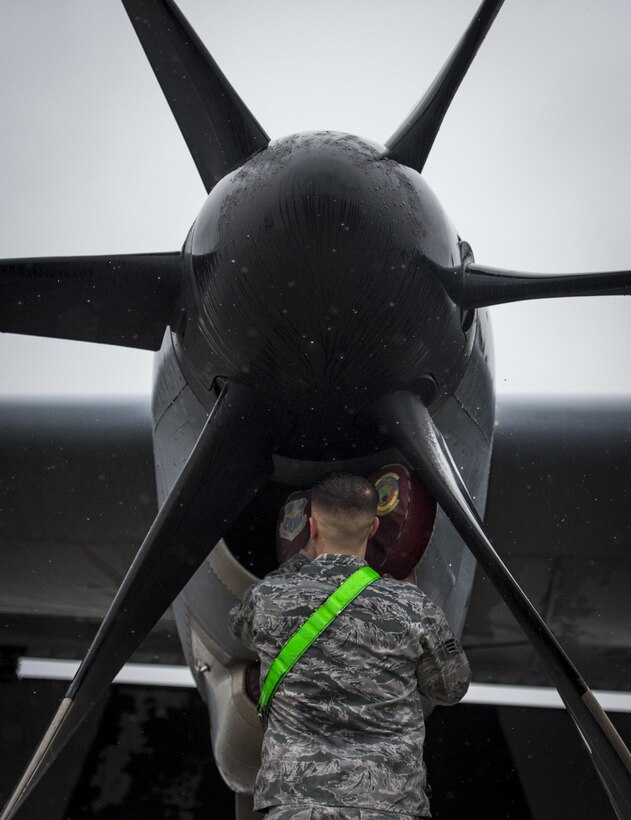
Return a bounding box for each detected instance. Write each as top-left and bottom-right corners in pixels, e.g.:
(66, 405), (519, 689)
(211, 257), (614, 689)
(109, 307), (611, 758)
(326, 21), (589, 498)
(229, 552), (471, 817)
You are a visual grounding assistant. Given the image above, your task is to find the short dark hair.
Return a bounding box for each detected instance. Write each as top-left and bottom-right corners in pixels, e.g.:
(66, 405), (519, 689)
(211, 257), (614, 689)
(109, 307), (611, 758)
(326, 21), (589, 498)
(311, 471), (378, 518)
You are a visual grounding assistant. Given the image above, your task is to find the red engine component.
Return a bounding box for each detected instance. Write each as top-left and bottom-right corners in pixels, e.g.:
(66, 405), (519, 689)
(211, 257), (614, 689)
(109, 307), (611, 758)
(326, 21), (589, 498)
(276, 464), (436, 580)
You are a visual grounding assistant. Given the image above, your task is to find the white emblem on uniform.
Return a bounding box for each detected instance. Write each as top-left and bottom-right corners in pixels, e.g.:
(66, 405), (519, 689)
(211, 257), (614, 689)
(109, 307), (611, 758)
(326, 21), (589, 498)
(279, 498), (308, 541)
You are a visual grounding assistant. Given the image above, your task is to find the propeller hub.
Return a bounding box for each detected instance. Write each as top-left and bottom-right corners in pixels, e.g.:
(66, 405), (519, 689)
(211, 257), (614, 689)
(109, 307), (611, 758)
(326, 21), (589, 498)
(178, 132), (474, 456)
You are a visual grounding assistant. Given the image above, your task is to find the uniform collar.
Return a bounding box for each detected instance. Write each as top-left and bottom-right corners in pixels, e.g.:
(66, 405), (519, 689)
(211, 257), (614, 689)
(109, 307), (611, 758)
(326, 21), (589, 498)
(312, 553), (367, 567)
(302, 553), (368, 580)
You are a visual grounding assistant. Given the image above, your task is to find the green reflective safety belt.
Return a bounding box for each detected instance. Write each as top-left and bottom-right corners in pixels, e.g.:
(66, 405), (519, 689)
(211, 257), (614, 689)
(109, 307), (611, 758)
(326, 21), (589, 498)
(257, 565), (380, 725)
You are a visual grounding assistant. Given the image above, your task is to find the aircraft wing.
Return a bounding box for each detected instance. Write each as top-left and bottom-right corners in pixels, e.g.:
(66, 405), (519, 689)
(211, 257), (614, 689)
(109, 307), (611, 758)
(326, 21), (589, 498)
(3, 393), (629, 692)
(0, 399), (181, 665)
(463, 395), (631, 692)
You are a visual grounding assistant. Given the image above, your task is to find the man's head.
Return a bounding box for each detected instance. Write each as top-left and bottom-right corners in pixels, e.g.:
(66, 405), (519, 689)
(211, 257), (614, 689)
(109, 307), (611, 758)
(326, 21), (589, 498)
(309, 471), (379, 557)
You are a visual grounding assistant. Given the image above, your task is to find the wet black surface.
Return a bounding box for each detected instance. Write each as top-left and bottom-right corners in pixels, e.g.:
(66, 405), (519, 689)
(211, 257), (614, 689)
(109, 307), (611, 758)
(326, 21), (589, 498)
(0, 680), (232, 820)
(64, 686), (232, 820)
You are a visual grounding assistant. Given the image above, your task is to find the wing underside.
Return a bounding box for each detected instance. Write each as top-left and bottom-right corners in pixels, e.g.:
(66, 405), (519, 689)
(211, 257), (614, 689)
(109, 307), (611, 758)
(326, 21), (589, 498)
(464, 396), (631, 691)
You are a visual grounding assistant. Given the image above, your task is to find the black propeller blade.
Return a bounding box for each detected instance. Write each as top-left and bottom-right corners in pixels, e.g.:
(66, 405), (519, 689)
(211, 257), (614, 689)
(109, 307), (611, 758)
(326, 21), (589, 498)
(0, 252), (180, 349)
(448, 262), (631, 309)
(0, 381), (276, 820)
(384, 0), (505, 174)
(121, 0), (270, 193)
(367, 390), (631, 820)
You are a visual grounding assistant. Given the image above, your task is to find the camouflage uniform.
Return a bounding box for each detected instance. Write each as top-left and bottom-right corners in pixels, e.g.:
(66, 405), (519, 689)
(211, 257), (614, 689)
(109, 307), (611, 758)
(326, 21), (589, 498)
(230, 552), (470, 818)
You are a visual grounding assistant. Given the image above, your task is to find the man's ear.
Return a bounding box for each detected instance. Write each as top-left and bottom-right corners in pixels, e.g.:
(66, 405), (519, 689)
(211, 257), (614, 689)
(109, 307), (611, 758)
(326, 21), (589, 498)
(369, 516), (380, 539)
(309, 516), (318, 540)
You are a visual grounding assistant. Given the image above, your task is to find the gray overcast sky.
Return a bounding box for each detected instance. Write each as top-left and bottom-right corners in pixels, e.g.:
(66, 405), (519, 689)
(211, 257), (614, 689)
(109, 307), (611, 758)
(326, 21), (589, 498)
(1, 0), (631, 398)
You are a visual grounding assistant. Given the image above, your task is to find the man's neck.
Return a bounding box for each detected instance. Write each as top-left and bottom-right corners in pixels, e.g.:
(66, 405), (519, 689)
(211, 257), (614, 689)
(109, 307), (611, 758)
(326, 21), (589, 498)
(315, 544), (366, 559)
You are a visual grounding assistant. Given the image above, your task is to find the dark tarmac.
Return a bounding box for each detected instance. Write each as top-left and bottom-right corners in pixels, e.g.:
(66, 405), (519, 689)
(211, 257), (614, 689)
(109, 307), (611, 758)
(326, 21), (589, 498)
(1, 677), (628, 819)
